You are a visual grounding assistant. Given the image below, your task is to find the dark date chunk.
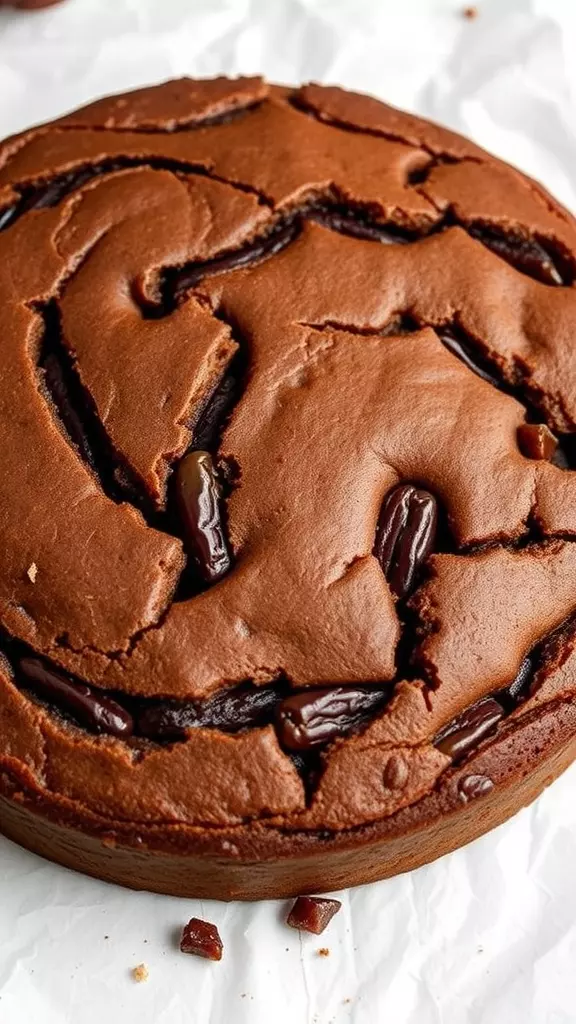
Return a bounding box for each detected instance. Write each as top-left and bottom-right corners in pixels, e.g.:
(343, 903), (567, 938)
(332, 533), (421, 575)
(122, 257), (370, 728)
(374, 483), (438, 599)
(175, 450), (231, 584)
(136, 682), (282, 742)
(180, 918), (223, 961)
(517, 423), (557, 461)
(468, 224), (566, 286)
(18, 657), (133, 738)
(287, 896), (342, 935)
(275, 685), (388, 752)
(434, 696), (504, 761)
(439, 328), (502, 388)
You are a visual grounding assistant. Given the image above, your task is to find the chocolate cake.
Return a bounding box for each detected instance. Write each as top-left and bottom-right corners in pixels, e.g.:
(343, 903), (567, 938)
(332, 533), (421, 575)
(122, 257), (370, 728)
(1, 76), (576, 900)
(0, 1), (64, 9)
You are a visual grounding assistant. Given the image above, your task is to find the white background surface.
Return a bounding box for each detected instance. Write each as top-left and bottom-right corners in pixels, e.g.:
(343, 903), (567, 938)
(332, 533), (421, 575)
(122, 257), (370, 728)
(1, 1), (576, 1021)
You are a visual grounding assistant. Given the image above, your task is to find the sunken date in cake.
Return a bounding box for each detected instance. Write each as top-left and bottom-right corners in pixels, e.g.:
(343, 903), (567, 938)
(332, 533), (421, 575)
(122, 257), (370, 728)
(2, 76), (576, 900)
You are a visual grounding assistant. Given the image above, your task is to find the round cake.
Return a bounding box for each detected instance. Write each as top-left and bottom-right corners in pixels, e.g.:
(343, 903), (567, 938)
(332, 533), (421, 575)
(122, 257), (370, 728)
(2, 76), (576, 900)
(0, 1), (64, 9)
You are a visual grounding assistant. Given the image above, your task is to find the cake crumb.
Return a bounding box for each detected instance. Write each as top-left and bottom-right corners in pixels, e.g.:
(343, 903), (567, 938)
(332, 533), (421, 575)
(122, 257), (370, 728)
(27, 562), (38, 583)
(132, 963), (149, 983)
(317, 947), (330, 957)
(462, 5), (478, 17)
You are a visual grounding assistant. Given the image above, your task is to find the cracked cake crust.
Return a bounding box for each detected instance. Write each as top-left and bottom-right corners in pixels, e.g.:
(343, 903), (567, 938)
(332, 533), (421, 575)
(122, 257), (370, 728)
(2, 76), (576, 899)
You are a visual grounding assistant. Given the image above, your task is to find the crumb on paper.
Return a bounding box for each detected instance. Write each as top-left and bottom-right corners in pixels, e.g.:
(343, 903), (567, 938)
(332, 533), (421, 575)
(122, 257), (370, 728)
(27, 562), (38, 582)
(462, 5), (478, 17)
(132, 963), (149, 983)
(317, 947), (330, 957)
(343, 998), (352, 1004)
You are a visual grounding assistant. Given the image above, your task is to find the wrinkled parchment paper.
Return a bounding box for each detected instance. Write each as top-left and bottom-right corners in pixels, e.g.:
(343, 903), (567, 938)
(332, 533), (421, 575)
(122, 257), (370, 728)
(2, 1), (576, 1021)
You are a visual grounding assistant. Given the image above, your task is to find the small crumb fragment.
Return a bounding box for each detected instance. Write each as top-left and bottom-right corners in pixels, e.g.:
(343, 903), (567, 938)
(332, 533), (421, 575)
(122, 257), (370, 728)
(27, 562), (38, 583)
(343, 998), (352, 1004)
(463, 4), (478, 16)
(180, 918), (223, 961)
(287, 896), (342, 935)
(317, 947), (330, 957)
(132, 963), (149, 983)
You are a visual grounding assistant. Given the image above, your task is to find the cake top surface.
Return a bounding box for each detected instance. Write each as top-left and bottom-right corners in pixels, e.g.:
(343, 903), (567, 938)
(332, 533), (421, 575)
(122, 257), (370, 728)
(2, 76), (576, 832)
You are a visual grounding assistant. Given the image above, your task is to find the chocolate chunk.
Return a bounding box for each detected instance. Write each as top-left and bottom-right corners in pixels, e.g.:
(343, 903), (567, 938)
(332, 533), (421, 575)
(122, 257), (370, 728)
(467, 224), (566, 286)
(458, 774), (494, 801)
(374, 483), (438, 599)
(275, 685), (388, 752)
(517, 423), (557, 461)
(175, 450), (231, 584)
(287, 896), (342, 934)
(180, 918), (223, 961)
(136, 682), (282, 742)
(439, 328), (502, 388)
(18, 657), (133, 738)
(435, 696), (504, 761)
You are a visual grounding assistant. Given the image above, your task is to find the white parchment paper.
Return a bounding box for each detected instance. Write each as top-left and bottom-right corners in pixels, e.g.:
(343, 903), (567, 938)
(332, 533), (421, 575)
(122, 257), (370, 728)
(2, 1), (576, 1021)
